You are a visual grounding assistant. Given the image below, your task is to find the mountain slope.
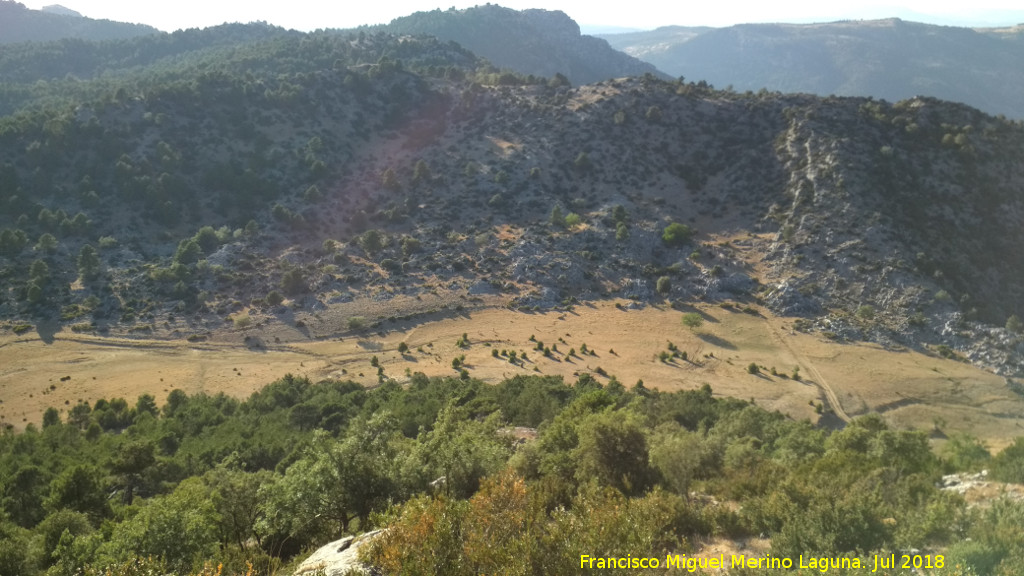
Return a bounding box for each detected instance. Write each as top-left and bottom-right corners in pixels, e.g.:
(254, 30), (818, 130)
(0, 25), (1023, 376)
(600, 19), (1024, 118)
(0, 0), (158, 44)
(376, 5), (667, 85)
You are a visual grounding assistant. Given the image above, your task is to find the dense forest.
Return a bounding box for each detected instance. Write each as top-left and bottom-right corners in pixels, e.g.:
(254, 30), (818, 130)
(1, 371), (1023, 575)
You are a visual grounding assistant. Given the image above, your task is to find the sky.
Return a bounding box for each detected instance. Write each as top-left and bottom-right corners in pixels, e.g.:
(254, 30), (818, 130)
(21, 0), (1024, 32)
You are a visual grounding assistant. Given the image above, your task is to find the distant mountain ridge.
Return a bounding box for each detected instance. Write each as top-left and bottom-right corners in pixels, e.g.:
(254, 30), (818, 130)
(374, 5), (667, 85)
(600, 18), (1024, 118)
(0, 0), (158, 44)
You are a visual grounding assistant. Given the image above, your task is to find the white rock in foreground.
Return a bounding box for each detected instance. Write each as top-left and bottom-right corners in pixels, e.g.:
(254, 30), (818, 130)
(293, 530), (385, 576)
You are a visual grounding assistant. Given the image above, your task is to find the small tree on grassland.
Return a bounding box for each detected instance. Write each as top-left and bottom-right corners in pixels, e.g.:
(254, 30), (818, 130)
(682, 312), (703, 329)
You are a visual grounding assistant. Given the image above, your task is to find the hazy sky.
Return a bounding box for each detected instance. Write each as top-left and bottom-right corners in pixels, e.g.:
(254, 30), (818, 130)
(22, 0), (1024, 32)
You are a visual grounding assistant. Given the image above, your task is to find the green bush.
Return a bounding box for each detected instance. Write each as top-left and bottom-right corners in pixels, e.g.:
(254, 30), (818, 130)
(359, 229), (384, 255)
(662, 222), (693, 246)
(549, 205), (565, 228)
(615, 222), (629, 241)
(991, 436), (1024, 482)
(280, 269), (306, 295)
(1007, 314), (1023, 333)
(266, 290), (284, 306)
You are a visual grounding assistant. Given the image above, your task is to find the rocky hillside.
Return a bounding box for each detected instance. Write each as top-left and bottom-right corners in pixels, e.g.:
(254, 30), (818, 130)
(600, 19), (1024, 119)
(375, 5), (667, 85)
(1, 23), (1023, 374)
(0, 0), (158, 44)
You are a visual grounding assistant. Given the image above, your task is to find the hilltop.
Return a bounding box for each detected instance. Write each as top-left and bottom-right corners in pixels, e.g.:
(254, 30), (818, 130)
(600, 18), (1024, 119)
(373, 5), (666, 85)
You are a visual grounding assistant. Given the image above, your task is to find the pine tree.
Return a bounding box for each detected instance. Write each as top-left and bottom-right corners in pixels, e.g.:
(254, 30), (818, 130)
(77, 245), (100, 280)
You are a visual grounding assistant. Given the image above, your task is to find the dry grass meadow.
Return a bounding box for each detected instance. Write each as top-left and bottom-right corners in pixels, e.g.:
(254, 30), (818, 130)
(2, 300), (1022, 450)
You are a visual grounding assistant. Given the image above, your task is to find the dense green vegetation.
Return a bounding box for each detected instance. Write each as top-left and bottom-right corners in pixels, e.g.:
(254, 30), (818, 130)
(2, 372), (1023, 575)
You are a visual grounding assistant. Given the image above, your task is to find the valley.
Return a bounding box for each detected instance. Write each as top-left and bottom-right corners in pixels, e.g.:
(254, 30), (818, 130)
(4, 299), (1021, 450)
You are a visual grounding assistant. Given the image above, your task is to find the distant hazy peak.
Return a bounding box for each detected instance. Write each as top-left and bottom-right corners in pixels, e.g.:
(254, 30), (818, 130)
(41, 4), (82, 17)
(0, 0), (158, 44)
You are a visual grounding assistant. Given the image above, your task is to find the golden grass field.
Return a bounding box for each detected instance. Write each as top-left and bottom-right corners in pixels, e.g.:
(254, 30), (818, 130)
(2, 300), (1022, 450)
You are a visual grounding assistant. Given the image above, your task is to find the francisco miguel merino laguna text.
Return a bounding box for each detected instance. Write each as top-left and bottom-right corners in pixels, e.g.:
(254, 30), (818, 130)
(580, 553), (943, 572)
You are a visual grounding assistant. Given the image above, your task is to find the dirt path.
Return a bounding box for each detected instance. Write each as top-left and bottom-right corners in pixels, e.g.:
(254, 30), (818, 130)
(767, 321), (852, 423)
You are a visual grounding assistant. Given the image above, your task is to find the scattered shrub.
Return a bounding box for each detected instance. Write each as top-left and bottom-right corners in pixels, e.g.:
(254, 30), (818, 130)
(855, 305), (876, 321)
(681, 312), (703, 329)
(266, 291), (284, 306)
